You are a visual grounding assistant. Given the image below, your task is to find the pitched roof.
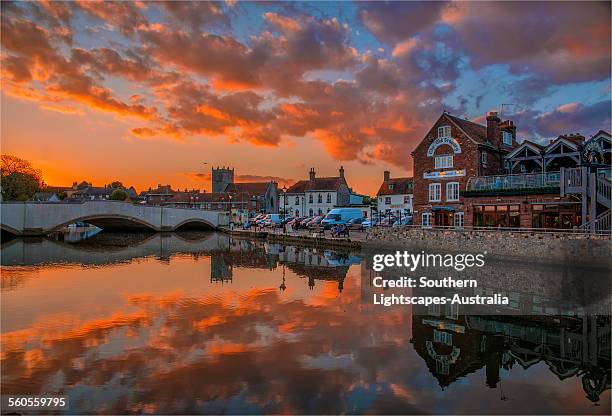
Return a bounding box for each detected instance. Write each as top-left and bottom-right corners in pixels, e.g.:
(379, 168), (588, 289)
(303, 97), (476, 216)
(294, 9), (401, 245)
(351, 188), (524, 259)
(224, 182), (271, 195)
(285, 180), (310, 194)
(306, 176), (345, 191)
(445, 113), (488, 144)
(377, 177), (413, 196)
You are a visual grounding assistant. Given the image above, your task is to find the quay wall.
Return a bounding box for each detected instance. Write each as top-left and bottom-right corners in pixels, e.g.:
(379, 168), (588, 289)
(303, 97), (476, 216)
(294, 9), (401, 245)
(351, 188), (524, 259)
(364, 227), (611, 266)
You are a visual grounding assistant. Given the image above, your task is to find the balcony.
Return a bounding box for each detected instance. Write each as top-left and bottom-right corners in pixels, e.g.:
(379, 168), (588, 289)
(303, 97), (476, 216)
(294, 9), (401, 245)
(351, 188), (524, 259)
(464, 172), (561, 196)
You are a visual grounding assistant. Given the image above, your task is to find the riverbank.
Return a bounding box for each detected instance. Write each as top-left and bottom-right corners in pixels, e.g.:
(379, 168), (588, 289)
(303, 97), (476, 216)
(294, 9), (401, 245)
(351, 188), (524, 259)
(221, 226), (611, 266)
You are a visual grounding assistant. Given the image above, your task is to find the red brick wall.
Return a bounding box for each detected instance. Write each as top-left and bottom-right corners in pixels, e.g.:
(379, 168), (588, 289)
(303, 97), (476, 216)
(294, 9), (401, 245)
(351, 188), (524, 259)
(412, 116), (481, 225)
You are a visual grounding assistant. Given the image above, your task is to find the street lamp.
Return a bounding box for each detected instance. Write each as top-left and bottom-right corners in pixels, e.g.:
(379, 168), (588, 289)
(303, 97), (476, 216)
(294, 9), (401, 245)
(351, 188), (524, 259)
(282, 184), (288, 234)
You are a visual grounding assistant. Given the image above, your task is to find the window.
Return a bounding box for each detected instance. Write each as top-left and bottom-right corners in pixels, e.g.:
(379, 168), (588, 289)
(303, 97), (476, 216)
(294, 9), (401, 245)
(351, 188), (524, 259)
(436, 360), (449, 375)
(434, 330), (453, 346)
(446, 182), (459, 201)
(454, 212), (464, 229)
(318, 208), (322, 215)
(428, 183), (441, 202)
(309, 194), (313, 203)
(388, 184), (394, 190)
(385, 197), (391, 205)
(502, 131), (512, 146)
(481, 152), (487, 167)
(317, 194), (322, 203)
(435, 155), (453, 169)
(437, 125), (451, 139)
(295, 197), (299, 205)
(326, 193), (331, 203)
(422, 212), (432, 227)
(404, 195), (410, 204)
(309, 208), (313, 216)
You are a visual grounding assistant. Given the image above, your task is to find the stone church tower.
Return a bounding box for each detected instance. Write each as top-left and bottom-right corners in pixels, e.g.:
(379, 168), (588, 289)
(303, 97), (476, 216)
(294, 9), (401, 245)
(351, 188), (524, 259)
(211, 167), (234, 193)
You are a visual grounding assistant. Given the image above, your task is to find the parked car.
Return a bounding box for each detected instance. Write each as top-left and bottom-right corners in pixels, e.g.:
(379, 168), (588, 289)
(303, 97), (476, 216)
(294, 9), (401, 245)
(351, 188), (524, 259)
(347, 217), (365, 230)
(393, 215), (413, 226)
(262, 214), (284, 227)
(299, 217), (315, 229)
(361, 218), (380, 229)
(379, 216), (397, 227)
(321, 208), (363, 229)
(255, 214), (270, 226)
(250, 214), (265, 224)
(288, 216), (306, 228)
(307, 216), (323, 229)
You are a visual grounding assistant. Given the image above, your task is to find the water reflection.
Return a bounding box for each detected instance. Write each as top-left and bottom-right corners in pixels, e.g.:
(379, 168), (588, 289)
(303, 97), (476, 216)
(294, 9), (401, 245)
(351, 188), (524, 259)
(0, 232), (610, 414)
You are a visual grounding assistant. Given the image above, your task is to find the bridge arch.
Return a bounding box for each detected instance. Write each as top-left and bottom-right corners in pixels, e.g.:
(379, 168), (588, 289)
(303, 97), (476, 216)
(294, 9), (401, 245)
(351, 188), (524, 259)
(48, 214), (159, 233)
(1, 224), (22, 237)
(173, 218), (216, 231)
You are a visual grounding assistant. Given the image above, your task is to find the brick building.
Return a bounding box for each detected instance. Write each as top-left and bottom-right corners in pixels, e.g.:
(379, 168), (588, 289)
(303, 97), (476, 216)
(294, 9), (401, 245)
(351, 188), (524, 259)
(412, 111), (611, 230)
(411, 111), (517, 227)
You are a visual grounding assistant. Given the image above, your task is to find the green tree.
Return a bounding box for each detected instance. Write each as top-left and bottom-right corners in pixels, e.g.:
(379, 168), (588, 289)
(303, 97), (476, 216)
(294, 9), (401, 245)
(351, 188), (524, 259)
(1, 155), (43, 200)
(109, 189), (128, 201)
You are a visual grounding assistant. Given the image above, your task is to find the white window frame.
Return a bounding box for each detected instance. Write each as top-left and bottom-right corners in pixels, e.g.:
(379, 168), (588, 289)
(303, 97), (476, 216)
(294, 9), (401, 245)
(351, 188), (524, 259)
(428, 183), (441, 202)
(446, 182), (459, 202)
(437, 125), (451, 139)
(502, 131), (512, 146)
(434, 330), (453, 346)
(454, 212), (464, 229)
(385, 197), (391, 205)
(481, 152), (487, 167)
(403, 195), (410, 204)
(435, 155), (453, 169)
(422, 212), (432, 228)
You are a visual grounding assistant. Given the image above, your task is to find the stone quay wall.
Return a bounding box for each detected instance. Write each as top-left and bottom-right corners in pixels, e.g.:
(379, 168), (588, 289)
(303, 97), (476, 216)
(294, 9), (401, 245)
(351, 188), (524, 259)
(364, 227), (611, 266)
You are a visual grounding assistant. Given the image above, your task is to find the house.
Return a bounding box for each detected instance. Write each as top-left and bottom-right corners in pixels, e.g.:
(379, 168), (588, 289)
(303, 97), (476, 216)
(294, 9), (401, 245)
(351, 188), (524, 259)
(140, 184), (176, 205)
(279, 167), (351, 217)
(69, 185), (114, 201)
(376, 171), (413, 216)
(211, 167), (278, 213)
(31, 192), (60, 202)
(411, 111), (518, 228)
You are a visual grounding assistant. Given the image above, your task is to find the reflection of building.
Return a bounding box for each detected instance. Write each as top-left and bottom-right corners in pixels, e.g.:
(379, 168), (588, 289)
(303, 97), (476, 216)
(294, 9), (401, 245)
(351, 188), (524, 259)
(411, 312), (611, 402)
(210, 253), (232, 283)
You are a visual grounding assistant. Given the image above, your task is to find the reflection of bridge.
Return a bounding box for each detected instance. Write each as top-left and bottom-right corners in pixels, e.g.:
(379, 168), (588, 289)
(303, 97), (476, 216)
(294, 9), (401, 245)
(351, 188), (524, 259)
(0, 201), (229, 236)
(1, 233), (231, 266)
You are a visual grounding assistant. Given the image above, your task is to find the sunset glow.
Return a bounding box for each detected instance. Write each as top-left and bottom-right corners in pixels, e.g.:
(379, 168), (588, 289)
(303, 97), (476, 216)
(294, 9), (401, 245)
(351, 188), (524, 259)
(1, 1), (610, 195)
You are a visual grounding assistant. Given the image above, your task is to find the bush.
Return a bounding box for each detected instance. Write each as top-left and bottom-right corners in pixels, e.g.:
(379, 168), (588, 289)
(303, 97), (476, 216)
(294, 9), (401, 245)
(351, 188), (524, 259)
(109, 189), (128, 201)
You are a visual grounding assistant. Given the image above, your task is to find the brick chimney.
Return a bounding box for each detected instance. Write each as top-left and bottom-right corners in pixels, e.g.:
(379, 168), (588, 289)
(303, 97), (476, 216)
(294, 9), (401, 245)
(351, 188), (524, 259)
(339, 166), (345, 179)
(309, 167), (316, 181)
(486, 111), (501, 147)
(499, 119), (517, 147)
(384, 170), (390, 182)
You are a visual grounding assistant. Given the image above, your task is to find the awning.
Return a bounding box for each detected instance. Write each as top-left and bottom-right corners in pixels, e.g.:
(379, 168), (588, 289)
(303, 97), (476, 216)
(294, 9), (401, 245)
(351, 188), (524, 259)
(431, 206), (456, 212)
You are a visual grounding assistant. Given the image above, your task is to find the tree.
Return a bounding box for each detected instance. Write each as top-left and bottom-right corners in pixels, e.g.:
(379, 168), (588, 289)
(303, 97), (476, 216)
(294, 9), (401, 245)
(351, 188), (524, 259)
(1, 155), (43, 200)
(109, 189), (128, 201)
(109, 181), (124, 189)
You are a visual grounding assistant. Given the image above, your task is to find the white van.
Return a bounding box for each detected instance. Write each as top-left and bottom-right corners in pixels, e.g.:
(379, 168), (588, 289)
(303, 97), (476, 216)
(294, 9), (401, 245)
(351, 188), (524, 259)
(321, 208), (363, 229)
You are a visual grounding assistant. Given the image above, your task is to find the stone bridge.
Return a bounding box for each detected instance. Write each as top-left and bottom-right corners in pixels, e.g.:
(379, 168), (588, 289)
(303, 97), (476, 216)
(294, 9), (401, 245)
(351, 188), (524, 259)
(0, 201), (229, 236)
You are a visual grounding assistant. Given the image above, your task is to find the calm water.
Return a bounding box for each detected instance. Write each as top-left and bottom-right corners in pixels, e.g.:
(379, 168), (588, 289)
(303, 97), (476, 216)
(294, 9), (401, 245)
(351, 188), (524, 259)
(1, 232), (610, 415)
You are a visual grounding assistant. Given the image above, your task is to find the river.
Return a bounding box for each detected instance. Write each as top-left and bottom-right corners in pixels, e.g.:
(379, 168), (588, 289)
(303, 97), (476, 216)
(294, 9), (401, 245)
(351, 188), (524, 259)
(1, 231), (610, 414)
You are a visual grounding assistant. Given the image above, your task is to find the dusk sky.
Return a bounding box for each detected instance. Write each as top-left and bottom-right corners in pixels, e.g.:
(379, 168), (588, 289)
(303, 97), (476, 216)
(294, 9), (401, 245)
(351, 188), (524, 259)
(1, 1), (611, 195)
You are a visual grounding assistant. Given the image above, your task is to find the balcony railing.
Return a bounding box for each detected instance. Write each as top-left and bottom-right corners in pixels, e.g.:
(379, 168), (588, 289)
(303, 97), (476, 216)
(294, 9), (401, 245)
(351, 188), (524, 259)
(465, 172), (561, 193)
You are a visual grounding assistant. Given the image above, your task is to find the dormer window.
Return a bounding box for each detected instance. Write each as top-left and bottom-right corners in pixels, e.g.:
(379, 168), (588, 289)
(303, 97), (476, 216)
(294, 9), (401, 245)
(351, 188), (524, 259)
(388, 184), (394, 190)
(437, 125), (451, 139)
(502, 131), (512, 146)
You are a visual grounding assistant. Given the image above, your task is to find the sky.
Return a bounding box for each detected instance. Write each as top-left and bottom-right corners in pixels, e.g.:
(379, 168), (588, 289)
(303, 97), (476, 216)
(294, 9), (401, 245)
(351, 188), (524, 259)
(1, 1), (611, 195)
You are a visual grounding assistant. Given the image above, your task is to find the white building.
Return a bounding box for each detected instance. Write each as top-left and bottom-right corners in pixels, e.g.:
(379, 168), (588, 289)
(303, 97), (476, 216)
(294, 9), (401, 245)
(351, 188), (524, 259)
(279, 167), (351, 217)
(376, 171), (413, 216)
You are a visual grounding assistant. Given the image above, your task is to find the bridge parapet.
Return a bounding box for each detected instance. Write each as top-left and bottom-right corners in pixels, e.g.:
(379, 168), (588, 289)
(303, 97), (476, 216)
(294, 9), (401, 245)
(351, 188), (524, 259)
(1, 201), (227, 236)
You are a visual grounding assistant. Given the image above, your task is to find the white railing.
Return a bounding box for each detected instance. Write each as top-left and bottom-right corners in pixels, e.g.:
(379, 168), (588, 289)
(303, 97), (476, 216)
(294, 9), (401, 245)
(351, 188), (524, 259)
(596, 176), (611, 206)
(466, 172), (560, 192)
(578, 209), (611, 234)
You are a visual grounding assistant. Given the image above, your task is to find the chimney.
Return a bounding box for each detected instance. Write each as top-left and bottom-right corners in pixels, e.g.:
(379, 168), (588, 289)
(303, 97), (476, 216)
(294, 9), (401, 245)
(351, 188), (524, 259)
(309, 168), (316, 181)
(384, 170), (390, 182)
(486, 111), (501, 147)
(339, 166), (345, 179)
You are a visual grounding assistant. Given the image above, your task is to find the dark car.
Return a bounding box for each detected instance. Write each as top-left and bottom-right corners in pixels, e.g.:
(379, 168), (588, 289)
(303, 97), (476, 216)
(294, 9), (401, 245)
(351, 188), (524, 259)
(347, 217), (365, 230)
